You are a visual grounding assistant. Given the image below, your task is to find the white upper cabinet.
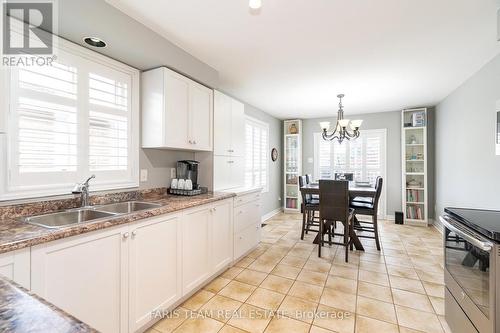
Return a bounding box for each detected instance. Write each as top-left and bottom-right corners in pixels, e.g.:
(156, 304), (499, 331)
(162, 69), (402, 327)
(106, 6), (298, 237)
(142, 67), (213, 151)
(214, 90), (245, 156)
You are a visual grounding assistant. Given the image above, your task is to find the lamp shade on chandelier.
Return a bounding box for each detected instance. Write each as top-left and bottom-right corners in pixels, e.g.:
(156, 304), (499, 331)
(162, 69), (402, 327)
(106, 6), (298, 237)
(320, 94), (363, 143)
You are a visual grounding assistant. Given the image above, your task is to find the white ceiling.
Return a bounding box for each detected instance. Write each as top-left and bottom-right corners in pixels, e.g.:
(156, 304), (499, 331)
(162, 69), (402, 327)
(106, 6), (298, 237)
(107, 0), (500, 119)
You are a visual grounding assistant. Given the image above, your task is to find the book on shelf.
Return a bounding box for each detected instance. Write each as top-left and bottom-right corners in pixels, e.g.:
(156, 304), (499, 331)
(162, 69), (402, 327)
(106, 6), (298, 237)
(406, 189), (422, 202)
(406, 205), (423, 220)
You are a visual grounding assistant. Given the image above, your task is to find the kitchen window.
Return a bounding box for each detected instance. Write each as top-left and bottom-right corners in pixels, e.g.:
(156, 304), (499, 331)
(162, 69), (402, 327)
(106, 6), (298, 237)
(0, 36), (139, 200)
(313, 128), (387, 215)
(245, 117), (269, 192)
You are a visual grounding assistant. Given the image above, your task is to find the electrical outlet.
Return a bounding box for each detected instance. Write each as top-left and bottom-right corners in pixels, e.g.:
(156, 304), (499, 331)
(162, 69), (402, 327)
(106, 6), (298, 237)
(170, 168), (176, 178)
(140, 169), (148, 182)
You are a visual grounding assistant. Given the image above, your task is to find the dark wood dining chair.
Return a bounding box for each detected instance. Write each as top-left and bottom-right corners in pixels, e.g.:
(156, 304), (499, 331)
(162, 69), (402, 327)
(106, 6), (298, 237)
(318, 180), (354, 261)
(305, 174), (320, 201)
(351, 176), (381, 204)
(350, 177), (383, 250)
(299, 176), (319, 240)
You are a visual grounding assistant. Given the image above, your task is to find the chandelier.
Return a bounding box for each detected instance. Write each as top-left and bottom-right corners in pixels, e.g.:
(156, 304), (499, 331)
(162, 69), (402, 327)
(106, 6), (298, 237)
(320, 94), (363, 143)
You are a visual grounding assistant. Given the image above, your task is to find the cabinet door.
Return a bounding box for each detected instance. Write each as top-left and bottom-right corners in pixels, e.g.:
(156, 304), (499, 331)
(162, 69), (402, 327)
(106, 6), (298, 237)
(190, 83), (213, 151)
(214, 91), (232, 155)
(213, 155), (232, 191)
(231, 99), (245, 157)
(231, 156), (245, 188)
(211, 200), (233, 273)
(164, 70), (190, 149)
(0, 248), (30, 289)
(31, 226), (129, 333)
(129, 215), (182, 332)
(182, 207), (211, 294)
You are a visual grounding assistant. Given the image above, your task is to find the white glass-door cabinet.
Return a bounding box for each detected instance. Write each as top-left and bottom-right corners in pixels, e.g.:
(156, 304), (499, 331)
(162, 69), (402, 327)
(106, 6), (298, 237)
(283, 120), (302, 212)
(401, 108), (428, 226)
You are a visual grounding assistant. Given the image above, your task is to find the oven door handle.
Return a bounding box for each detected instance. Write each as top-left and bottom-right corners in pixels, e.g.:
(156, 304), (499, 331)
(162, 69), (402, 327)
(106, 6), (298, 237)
(440, 216), (493, 252)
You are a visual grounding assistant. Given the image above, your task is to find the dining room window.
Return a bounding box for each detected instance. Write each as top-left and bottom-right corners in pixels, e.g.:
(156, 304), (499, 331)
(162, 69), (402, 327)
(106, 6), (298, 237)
(313, 129), (386, 184)
(1, 34), (139, 201)
(245, 116), (269, 192)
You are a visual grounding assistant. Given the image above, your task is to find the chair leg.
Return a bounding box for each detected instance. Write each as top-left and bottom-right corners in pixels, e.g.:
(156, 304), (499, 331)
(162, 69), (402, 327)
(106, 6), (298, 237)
(318, 218), (322, 258)
(344, 221), (349, 262)
(305, 210), (310, 234)
(301, 209), (306, 240)
(328, 221), (332, 245)
(373, 214), (381, 251)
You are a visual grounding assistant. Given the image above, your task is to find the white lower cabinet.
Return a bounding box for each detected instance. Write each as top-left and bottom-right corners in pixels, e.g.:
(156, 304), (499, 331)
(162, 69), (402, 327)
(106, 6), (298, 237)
(30, 199), (233, 333)
(233, 190), (262, 261)
(0, 248), (30, 289)
(31, 225), (129, 333)
(181, 199), (233, 295)
(211, 200), (233, 273)
(182, 206), (211, 294)
(129, 214), (182, 332)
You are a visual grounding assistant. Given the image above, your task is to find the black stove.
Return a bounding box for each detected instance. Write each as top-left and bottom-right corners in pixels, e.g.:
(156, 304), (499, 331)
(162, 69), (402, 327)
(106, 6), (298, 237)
(445, 207), (500, 242)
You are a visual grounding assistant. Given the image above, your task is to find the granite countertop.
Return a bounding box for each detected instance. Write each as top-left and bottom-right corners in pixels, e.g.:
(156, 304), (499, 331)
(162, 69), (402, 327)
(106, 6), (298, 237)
(0, 191), (235, 254)
(0, 276), (96, 333)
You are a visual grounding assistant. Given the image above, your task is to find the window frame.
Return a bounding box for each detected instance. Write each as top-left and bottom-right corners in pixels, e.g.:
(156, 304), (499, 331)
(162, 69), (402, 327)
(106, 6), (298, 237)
(0, 34), (140, 201)
(244, 116), (270, 193)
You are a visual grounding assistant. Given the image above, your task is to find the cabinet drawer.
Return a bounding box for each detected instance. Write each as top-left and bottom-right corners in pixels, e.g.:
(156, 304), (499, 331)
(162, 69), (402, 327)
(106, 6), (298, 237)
(234, 200), (260, 233)
(234, 191), (262, 207)
(234, 224), (260, 260)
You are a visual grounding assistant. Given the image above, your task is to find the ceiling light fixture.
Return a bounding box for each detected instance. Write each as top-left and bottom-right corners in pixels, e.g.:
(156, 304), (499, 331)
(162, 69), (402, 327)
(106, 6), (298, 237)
(83, 37), (107, 48)
(249, 0), (262, 10)
(320, 94), (363, 143)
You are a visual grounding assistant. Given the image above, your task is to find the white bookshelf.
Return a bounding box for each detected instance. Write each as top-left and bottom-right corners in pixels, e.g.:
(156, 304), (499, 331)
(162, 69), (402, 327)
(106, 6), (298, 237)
(401, 108), (428, 226)
(283, 120), (302, 212)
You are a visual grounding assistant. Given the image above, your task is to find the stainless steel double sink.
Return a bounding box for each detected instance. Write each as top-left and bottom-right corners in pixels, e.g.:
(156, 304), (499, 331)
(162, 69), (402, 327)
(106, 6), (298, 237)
(18, 201), (162, 229)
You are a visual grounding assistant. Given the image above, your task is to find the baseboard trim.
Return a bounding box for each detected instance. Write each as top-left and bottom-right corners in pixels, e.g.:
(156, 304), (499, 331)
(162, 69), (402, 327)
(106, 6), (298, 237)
(385, 214), (395, 221)
(262, 208), (282, 223)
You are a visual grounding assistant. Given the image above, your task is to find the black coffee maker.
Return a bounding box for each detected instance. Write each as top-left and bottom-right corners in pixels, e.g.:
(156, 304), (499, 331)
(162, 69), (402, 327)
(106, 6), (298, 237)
(176, 160), (200, 189)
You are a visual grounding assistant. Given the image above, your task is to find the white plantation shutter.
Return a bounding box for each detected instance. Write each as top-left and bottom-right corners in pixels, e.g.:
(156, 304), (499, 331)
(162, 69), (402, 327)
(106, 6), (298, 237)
(366, 136), (381, 184)
(88, 70), (131, 178)
(2, 37), (139, 200)
(318, 139), (332, 179)
(9, 58), (79, 189)
(245, 117), (269, 192)
(313, 129), (386, 214)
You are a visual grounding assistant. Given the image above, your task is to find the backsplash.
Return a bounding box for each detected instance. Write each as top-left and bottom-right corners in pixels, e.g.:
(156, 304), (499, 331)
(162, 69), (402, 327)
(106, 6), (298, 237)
(0, 188), (167, 220)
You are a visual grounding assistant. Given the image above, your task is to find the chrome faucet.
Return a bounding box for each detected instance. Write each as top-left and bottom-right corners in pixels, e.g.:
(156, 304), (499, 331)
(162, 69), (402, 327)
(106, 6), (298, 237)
(72, 175), (95, 207)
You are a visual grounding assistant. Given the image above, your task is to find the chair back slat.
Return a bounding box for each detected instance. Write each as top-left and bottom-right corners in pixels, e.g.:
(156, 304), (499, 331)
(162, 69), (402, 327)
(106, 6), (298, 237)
(373, 177), (383, 208)
(319, 180), (349, 222)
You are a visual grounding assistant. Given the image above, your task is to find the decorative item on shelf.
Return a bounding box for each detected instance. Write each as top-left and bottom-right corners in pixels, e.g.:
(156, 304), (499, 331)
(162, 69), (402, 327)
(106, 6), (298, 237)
(412, 111), (426, 127)
(271, 148), (278, 162)
(406, 179), (422, 188)
(289, 123), (298, 134)
(409, 134), (417, 144)
(320, 94), (362, 143)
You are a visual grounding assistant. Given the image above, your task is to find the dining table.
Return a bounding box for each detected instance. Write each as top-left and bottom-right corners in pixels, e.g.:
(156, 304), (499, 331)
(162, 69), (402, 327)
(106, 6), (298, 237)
(299, 182), (376, 251)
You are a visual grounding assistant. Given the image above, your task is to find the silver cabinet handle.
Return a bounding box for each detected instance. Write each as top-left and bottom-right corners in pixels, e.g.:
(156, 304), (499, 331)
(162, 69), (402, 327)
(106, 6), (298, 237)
(193, 140), (197, 144)
(440, 216), (493, 251)
(123, 232), (129, 239)
(132, 231), (137, 237)
(188, 140), (192, 144)
(213, 207), (217, 212)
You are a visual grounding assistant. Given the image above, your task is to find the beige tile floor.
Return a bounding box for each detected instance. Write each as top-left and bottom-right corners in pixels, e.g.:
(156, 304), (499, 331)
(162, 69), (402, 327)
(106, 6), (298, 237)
(148, 213), (451, 333)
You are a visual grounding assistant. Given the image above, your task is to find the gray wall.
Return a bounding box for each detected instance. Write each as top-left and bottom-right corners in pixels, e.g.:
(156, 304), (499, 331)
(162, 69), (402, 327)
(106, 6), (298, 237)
(244, 105), (283, 216)
(301, 112), (403, 216)
(435, 53), (500, 220)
